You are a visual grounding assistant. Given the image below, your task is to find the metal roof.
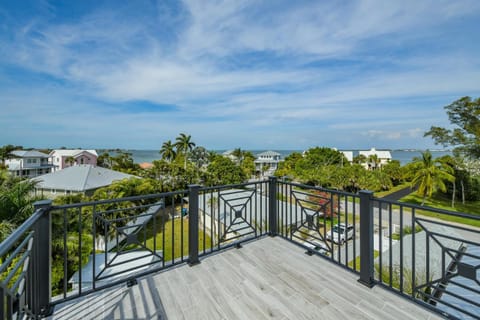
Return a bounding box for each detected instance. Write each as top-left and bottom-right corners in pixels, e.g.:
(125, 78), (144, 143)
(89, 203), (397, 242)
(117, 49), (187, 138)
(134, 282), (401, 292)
(11, 150), (50, 158)
(33, 165), (134, 191)
(49, 149), (99, 157)
(256, 150), (281, 157)
(359, 147), (392, 159)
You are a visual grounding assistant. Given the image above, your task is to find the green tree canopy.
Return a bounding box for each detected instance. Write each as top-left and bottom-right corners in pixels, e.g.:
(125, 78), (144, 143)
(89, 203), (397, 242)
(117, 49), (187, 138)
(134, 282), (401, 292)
(190, 146), (209, 168)
(425, 96), (480, 159)
(297, 147), (348, 169)
(382, 160), (404, 186)
(97, 152), (113, 168)
(111, 151), (139, 173)
(204, 155), (246, 186)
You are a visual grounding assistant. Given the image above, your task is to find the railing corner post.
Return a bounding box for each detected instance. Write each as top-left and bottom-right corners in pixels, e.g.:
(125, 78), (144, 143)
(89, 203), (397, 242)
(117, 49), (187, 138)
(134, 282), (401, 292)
(32, 199), (53, 316)
(188, 184), (200, 266)
(358, 190), (375, 288)
(268, 176), (277, 237)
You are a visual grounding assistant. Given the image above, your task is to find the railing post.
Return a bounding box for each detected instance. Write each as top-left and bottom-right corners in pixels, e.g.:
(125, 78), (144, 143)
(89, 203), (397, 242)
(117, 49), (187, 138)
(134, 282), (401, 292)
(31, 199), (53, 316)
(188, 185), (200, 266)
(358, 190), (375, 287)
(268, 176), (277, 236)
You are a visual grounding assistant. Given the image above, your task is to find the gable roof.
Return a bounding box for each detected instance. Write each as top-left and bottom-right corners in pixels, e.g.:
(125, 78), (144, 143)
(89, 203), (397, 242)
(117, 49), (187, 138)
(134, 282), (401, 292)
(256, 150), (281, 157)
(359, 148), (392, 159)
(33, 165), (134, 191)
(11, 150), (50, 158)
(49, 149), (98, 158)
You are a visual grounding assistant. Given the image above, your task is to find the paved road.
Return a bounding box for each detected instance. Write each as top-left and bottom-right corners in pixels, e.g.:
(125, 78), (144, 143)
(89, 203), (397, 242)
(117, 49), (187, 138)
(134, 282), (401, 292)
(380, 186), (417, 202)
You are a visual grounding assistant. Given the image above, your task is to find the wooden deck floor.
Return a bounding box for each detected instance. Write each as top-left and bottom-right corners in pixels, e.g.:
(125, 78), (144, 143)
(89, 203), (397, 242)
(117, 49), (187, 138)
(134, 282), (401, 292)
(49, 237), (442, 320)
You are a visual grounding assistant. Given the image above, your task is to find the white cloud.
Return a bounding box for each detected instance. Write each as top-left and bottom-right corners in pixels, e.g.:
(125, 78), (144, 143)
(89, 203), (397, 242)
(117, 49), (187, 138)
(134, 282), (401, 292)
(1, 0), (479, 149)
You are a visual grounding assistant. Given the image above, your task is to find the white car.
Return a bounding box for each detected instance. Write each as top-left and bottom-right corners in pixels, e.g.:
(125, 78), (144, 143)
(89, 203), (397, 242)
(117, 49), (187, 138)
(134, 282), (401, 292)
(326, 223), (354, 244)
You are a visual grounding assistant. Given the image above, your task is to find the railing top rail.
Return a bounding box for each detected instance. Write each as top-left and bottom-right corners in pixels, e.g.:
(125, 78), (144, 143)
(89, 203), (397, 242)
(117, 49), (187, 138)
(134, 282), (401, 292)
(199, 180), (267, 192)
(0, 208), (45, 257)
(51, 189), (189, 210)
(373, 196), (480, 221)
(279, 180), (359, 198)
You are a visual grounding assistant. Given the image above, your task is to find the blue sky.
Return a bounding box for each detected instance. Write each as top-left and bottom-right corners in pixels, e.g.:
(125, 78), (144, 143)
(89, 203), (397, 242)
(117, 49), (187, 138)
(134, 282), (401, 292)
(1, 0), (479, 150)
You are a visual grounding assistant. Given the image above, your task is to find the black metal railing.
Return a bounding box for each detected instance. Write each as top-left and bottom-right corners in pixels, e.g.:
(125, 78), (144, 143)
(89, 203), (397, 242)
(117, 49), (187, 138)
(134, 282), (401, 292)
(274, 177), (479, 320)
(0, 177), (479, 319)
(0, 200), (51, 319)
(275, 180), (362, 273)
(371, 197), (480, 320)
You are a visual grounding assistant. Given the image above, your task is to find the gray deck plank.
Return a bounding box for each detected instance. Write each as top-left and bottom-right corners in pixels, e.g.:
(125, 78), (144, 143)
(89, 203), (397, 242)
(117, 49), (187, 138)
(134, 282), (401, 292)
(49, 237), (444, 320)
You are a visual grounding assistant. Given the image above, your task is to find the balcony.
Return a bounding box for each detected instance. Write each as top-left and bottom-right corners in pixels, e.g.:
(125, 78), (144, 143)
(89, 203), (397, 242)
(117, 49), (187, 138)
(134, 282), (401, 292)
(1, 178), (479, 319)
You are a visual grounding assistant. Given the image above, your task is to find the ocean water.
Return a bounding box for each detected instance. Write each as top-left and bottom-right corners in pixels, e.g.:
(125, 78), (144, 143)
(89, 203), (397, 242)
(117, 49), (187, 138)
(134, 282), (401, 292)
(99, 149), (451, 166)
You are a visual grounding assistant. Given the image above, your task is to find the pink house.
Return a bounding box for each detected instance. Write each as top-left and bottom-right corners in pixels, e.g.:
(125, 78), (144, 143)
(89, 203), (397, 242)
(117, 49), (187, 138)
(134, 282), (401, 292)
(49, 149), (98, 171)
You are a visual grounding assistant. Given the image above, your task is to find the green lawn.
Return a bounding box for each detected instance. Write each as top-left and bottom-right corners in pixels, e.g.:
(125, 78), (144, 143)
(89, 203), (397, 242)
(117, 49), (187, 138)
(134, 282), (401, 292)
(144, 217), (212, 262)
(348, 250), (379, 270)
(399, 192), (480, 227)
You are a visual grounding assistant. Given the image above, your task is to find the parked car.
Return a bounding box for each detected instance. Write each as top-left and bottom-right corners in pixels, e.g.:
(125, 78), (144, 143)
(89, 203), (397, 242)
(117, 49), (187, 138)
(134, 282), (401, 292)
(326, 223), (354, 244)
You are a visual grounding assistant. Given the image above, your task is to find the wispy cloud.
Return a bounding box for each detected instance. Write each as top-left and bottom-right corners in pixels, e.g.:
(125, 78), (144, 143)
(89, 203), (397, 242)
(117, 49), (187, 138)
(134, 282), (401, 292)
(0, 0), (479, 149)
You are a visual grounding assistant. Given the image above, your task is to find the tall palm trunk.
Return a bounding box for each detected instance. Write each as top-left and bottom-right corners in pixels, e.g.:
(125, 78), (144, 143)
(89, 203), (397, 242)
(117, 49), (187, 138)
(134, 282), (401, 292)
(451, 182), (456, 208)
(421, 192), (427, 206)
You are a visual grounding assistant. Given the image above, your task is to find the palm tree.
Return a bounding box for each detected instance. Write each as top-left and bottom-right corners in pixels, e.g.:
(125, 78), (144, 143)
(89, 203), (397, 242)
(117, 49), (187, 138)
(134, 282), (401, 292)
(65, 156), (76, 167)
(175, 133), (195, 170)
(231, 148), (243, 165)
(368, 154), (380, 170)
(160, 140), (177, 162)
(0, 177), (39, 224)
(410, 151), (455, 206)
(352, 154), (367, 165)
(0, 144), (17, 167)
(97, 152), (113, 168)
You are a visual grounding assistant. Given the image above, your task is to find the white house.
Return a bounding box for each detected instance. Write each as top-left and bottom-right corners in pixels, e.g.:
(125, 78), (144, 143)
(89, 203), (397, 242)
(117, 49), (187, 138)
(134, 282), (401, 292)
(5, 150), (55, 178)
(340, 151), (353, 163)
(254, 151), (282, 176)
(222, 150), (238, 162)
(49, 149), (98, 171)
(359, 148), (392, 169)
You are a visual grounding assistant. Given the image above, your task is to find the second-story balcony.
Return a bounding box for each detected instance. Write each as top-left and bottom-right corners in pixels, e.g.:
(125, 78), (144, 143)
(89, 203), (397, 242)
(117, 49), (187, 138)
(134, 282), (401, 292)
(1, 178), (479, 319)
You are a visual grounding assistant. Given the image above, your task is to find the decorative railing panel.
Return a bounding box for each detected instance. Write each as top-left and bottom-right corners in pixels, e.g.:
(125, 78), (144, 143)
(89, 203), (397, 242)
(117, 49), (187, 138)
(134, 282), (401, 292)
(373, 198), (480, 320)
(276, 181), (360, 271)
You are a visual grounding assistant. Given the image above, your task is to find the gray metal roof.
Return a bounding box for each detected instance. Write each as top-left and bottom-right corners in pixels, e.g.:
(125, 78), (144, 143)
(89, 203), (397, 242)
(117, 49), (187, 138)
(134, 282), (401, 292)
(12, 150), (50, 158)
(375, 224), (463, 283)
(33, 165), (135, 191)
(256, 150), (281, 157)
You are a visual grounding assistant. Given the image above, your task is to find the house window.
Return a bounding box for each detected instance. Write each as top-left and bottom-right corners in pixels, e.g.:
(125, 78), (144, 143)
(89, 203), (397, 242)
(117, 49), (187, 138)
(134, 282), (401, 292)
(80, 158), (84, 164)
(27, 159), (32, 164)
(56, 157), (59, 162)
